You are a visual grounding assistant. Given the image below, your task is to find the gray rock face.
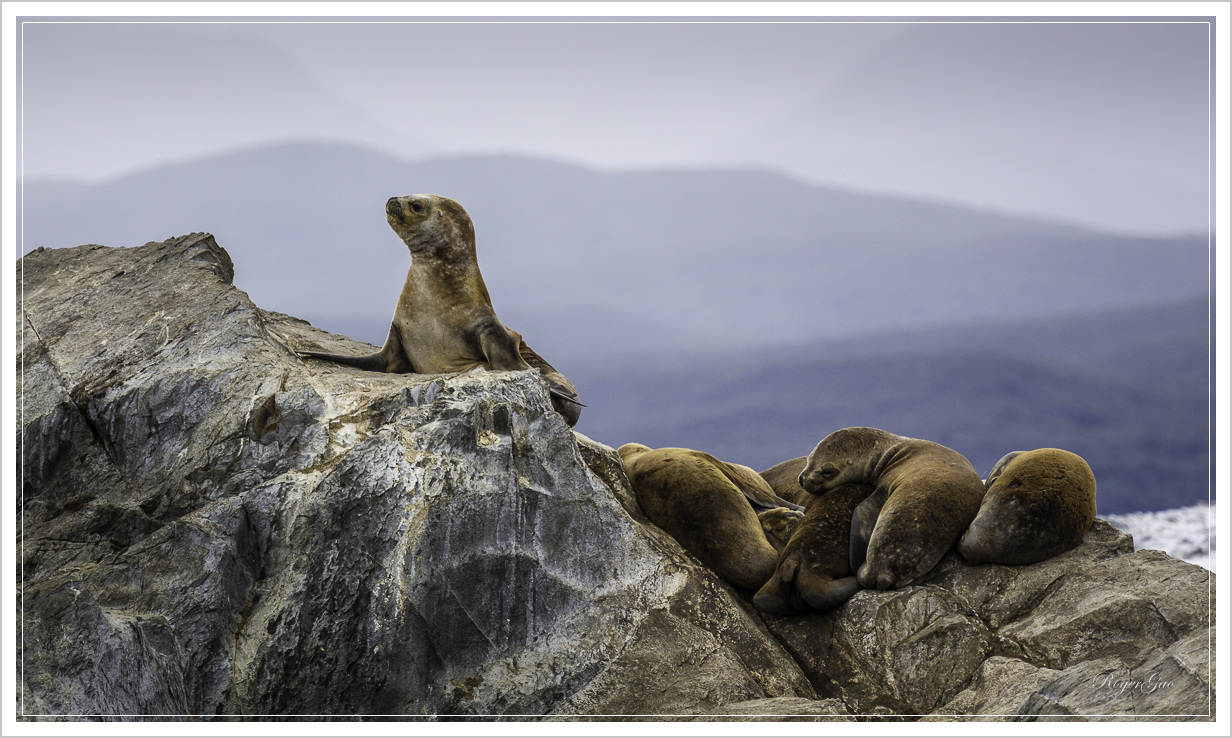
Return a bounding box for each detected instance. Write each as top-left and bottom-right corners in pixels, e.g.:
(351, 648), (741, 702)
(765, 521), (1214, 720)
(18, 235), (814, 720)
(18, 235), (1214, 721)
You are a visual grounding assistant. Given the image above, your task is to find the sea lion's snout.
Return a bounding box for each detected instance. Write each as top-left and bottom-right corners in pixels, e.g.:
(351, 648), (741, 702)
(800, 462), (841, 494)
(386, 197), (403, 221)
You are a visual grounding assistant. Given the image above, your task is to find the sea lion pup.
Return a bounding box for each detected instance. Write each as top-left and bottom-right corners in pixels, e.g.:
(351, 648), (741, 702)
(958, 448), (1097, 566)
(617, 444), (803, 590)
(296, 194), (584, 426)
(798, 427), (986, 590)
(753, 482), (875, 615)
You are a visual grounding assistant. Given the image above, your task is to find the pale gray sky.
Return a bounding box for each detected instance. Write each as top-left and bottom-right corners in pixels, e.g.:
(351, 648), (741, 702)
(18, 16), (1213, 235)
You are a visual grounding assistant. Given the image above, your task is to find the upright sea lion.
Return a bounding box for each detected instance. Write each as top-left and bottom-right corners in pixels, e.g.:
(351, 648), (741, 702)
(617, 444), (802, 590)
(798, 427), (985, 590)
(754, 482), (875, 615)
(958, 448), (1097, 566)
(296, 194), (583, 426)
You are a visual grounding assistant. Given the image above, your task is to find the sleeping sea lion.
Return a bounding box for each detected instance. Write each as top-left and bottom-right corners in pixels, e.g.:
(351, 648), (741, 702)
(617, 444), (802, 590)
(799, 427), (985, 590)
(758, 455), (815, 507)
(754, 482), (876, 614)
(958, 448), (1097, 566)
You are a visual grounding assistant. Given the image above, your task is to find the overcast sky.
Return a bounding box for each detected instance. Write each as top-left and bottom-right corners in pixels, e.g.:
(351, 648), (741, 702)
(17, 13), (1214, 235)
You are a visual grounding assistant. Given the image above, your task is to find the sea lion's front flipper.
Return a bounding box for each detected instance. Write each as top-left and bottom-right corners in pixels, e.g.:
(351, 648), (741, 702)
(983, 450), (1025, 490)
(757, 507), (804, 551)
(297, 325), (412, 373)
(518, 340), (586, 408)
(753, 553), (804, 615)
(849, 487), (889, 575)
(796, 570), (862, 611)
(470, 316), (533, 372)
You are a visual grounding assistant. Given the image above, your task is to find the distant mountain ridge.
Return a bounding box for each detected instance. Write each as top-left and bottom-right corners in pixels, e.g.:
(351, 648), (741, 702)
(19, 143), (1210, 514)
(20, 142), (1207, 362)
(575, 295), (1209, 515)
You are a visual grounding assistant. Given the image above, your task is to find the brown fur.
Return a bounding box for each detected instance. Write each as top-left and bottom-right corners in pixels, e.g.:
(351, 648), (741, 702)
(757, 507), (804, 552)
(758, 456), (815, 507)
(618, 444), (783, 590)
(296, 194), (582, 426)
(959, 448), (1097, 565)
(800, 427), (985, 590)
(754, 483), (875, 614)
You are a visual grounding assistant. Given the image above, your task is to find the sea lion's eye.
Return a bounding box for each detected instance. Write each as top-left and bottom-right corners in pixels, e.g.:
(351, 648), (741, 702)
(410, 200), (426, 215)
(821, 467), (838, 479)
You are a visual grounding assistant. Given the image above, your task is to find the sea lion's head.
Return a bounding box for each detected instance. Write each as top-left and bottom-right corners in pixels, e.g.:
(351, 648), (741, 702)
(799, 427), (889, 494)
(386, 194), (477, 257)
(617, 443), (654, 465)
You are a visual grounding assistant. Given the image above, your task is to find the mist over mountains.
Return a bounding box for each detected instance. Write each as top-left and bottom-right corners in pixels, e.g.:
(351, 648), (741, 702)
(579, 296), (1210, 515)
(20, 142), (1206, 350)
(22, 22), (1209, 235)
(19, 142), (1211, 513)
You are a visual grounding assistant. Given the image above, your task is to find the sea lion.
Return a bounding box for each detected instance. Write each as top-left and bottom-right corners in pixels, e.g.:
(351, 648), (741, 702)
(296, 194), (583, 426)
(758, 456), (815, 507)
(958, 448), (1097, 566)
(617, 444), (803, 590)
(798, 427), (985, 590)
(754, 482), (875, 615)
(757, 507), (805, 553)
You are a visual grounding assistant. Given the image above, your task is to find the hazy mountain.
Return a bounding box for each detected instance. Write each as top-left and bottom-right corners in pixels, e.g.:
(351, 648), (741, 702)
(20, 142), (1208, 364)
(19, 144), (1209, 513)
(19, 23), (431, 181)
(575, 296), (1211, 515)
(22, 22), (1208, 235)
(707, 22), (1211, 235)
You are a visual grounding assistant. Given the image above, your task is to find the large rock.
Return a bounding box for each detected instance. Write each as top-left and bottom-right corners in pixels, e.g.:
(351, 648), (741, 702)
(18, 235), (817, 720)
(17, 235), (1214, 721)
(760, 519), (1214, 720)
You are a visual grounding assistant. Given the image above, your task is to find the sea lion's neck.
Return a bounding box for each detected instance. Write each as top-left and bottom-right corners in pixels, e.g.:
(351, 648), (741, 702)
(866, 441), (914, 481)
(404, 245), (493, 308)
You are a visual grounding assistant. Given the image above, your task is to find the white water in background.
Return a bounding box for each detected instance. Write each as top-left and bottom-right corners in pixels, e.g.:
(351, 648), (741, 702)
(1104, 503), (1216, 572)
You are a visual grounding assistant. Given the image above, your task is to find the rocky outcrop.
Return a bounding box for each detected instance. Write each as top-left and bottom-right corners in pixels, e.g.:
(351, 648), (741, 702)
(17, 235), (1214, 721)
(764, 521), (1214, 719)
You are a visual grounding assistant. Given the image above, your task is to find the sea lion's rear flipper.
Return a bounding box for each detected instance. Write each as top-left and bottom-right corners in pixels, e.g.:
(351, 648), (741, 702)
(716, 461), (807, 513)
(849, 488), (889, 575)
(297, 325), (412, 373)
(512, 337), (585, 426)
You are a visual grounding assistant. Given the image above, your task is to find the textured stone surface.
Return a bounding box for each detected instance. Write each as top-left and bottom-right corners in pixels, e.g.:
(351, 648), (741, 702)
(18, 236), (814, 720)
(761, 521), (1214, 720)
(17, 235), (1215, 722)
